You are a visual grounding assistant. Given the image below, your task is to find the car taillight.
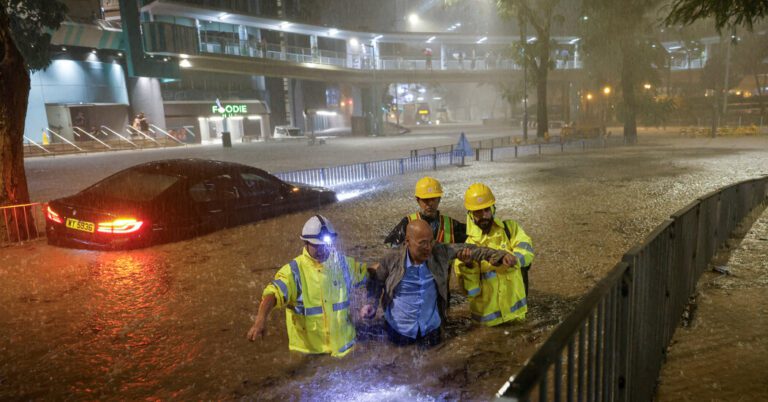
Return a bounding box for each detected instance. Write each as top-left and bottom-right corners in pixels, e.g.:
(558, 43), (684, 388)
(46, 205), (62, 224)
(97, 219), (144, 234)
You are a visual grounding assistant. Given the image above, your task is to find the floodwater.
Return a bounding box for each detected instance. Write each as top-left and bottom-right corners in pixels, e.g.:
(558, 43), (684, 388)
(2, 133), (768, 400)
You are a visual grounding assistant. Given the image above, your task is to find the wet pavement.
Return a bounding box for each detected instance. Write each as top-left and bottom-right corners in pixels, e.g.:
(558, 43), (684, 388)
(2, 132), (768, 400)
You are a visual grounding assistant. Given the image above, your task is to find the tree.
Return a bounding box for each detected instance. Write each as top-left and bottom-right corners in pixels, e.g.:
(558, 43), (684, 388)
(665, 0), (768, 32)
(733, 30), (768, 119)
(0, 0), (67, 238)
(581, 0), (665, 144)
(496, 0), (562, 139)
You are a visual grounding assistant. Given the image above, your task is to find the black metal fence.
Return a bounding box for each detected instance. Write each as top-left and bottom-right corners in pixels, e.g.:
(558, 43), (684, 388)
(496, 176), (768, 401)
(274, 150), (466, 188)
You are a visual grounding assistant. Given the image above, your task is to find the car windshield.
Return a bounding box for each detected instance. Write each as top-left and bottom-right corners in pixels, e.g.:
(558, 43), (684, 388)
(86, 170), (180, 202)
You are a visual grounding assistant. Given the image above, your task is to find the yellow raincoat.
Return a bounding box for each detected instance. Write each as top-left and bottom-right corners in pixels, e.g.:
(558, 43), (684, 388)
(263, 248), (367, 357)
(454, 216), (534, 326)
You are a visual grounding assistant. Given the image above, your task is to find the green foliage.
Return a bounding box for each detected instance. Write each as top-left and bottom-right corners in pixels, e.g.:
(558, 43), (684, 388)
(618, 93), (679, 126)
(1, 0), (67, 71)
(665, 0), (768, 32)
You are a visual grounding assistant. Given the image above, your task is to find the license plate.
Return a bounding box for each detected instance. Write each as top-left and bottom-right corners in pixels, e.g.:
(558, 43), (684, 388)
(66, 218), (95, 233)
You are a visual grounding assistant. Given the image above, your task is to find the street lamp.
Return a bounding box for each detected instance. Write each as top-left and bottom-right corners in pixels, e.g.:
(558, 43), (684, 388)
(603, 86), (611, 95)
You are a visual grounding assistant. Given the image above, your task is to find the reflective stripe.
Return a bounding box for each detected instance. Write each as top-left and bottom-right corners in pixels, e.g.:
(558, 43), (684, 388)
(340, 257), (352, 291)
(338, 339), (355, 353)
(467, 287), (480, 297)
(441, 215), (452, 244)
(472, 310), (502, 322)
(482, 271), (497, 280)
(272, 279), (289, 303)
(289, 260), (302, 304)
(407, 213), (419, 222)
(294, 305), (324, 316)
(514, 252), (526, 268)
(333, 300), (350, 311)
(517, 242), (534, 253)
(510, 297), (528, 313)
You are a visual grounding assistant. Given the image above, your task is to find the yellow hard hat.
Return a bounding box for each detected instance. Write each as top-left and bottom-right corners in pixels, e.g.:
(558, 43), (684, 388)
(414, 176), (443, 199)
(464, 183), (496, 210)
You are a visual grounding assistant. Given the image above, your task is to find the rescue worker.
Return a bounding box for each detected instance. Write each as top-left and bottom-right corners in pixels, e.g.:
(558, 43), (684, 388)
(362, 219), (515, 346)
(247, 215), (368, 357)
(454, 183), (534, 326)
(384, 176), (467, 246)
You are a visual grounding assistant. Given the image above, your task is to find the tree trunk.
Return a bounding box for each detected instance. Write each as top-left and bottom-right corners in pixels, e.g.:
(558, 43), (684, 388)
(620, 42), (638, 144)
(754, 73), (766, 119)
(0, 11), (36, 241)
(535, 40), (550, 139)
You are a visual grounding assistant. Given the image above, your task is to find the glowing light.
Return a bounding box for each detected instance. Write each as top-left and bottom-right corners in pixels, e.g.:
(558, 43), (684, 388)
(373, 35), (382, 41)
(603, 86), (612, 95)
(586, 93), (593, 100)
(46, 206), (62, 224)
(180, 53), (190, 59)
(426, 36), (436, 43)
(97, 219), (144, 234)
(408, 13), (420, 25)
(316, 110), (338, 116)
(279, 21), (292, 29)
(643, 83), (652, 90)
(329, 28), (339, 36)
(247, 115), (262, 120)
(476, 36), (487, 44)
(179, 59), (192, 68)
(349, 38), (359, 48)
(323, 235), (332, 244)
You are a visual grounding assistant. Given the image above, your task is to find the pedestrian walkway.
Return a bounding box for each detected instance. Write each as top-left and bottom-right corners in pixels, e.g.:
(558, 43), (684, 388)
(656, 205), (768, 401)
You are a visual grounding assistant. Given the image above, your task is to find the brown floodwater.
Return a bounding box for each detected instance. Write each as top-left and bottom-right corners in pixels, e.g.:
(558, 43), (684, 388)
(1, 134), (767, 400)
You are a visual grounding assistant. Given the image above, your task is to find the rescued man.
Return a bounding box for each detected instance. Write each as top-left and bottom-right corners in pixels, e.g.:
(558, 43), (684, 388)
(454, 183), (534, 326)
(247, 215), (368, 357)
(384, 176), (467, 246)
(362, 219), (515, 346)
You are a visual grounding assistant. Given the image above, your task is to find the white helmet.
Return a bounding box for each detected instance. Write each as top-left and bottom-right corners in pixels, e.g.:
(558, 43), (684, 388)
(300, 214), (338, 245)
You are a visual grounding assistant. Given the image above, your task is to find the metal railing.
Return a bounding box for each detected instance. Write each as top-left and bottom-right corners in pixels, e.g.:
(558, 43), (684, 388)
(274, 151), (466, 188)
(1, 202), (45, 245)
(496, 176), (768, 401)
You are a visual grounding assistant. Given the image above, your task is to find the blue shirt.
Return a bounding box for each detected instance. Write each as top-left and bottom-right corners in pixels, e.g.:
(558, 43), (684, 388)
(384, 251), (442, 339)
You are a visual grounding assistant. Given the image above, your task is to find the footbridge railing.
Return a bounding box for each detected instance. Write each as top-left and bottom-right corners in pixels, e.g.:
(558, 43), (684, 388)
(496, 176), (768, 401)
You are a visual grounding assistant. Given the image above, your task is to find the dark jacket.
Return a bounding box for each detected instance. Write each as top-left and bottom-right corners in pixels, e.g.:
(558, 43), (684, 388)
(367, 243), (508, 325)
(384, 211), (467, 246)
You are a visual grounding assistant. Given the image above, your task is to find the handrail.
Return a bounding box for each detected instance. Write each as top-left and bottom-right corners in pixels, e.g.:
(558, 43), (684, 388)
(183, 126), (196, 139)
(126, 125), (159, 144)
(44, 128), (83, 151)
(101, 125), (137, 148)
(23, 136), (51, 154)
(73, 126), (112, 149)
(150, 124), (185, 145)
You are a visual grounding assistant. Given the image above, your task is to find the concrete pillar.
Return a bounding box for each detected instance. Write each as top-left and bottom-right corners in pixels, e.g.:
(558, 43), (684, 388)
(310, 35), (318, 60)
(440, 44), (447, 70)
(127, 76), (167, 130)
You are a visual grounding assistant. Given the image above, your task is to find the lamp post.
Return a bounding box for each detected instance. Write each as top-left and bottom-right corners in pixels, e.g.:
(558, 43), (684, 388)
(602, 86), (611, 134)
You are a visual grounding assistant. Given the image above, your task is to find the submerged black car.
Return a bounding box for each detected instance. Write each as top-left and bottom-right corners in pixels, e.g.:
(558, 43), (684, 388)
(45, 159), (336, 249)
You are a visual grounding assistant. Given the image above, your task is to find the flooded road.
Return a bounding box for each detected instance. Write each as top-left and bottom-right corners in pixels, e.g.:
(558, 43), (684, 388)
(2, 134), (767, 400)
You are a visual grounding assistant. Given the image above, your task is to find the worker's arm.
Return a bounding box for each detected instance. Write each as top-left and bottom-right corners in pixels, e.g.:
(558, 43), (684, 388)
(247, 294), (276, 341)
(360, 257), (389, 319)
(247, 263), (295, 341)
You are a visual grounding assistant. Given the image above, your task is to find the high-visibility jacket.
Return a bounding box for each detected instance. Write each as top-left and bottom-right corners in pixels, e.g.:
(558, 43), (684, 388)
(408, 212), (455, 244)
(263, 248), (367, 357)
(454, 216), (534, 326)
